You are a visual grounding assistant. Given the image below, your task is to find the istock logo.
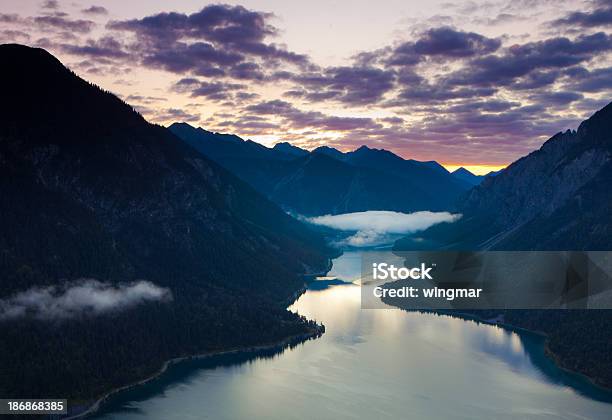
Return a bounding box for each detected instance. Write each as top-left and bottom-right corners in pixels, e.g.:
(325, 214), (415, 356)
(372, 263), (434, 280)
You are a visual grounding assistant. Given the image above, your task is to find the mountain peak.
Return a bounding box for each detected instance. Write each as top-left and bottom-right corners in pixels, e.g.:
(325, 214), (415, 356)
(169, 122), (195, 129)
(451, 167), (483, 186)
(312, 145), (346, 160)
(273, 142), (309, 157)
(452, 167), (474, 176)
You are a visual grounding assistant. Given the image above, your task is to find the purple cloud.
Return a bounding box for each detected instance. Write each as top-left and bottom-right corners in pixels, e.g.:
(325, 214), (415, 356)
(387, 27), (501, 65)
(447, 32), (612, 88)
(82, 6), (109, 16)
(552, 2), (612, 28)
(173, 78), (246, 101)
(294, 66), (395, 105)
(41, 0), (59, 10)
(61, 36), (128, 59)
(107, 4), (309, 79)
(563, 67), (612, 92)
(245, 100), (382, 131)
(34, 15), (95, 33)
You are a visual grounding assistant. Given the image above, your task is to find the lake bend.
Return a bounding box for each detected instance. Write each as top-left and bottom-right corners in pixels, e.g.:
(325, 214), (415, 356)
(92, 250), (612, 420)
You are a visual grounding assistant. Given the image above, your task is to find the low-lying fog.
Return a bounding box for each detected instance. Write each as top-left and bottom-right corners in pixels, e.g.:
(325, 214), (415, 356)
(305, 210), (461, 248)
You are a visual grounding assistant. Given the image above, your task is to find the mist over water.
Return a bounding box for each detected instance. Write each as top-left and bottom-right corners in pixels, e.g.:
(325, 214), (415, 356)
(305, 210), (461, 247)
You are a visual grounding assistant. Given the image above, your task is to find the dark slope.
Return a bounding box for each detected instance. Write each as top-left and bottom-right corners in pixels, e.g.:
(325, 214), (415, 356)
(273, 141), (309, 157)
(392, 102), (612, 388)
(451, 167), (483, 186)
(170, 124), (469, 215)
(269, 152), (444, 216)
(396, 102), (612, 251)
(311, 145), (347, 160)
(0, 44), (331, 402)
(169, 122), (295, 161)
(342, 145), (467, 204)
(168, 122), (294, 193)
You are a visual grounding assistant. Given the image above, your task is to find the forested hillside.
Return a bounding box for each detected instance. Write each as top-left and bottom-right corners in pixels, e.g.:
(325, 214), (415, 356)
(0, 44), (332, 405)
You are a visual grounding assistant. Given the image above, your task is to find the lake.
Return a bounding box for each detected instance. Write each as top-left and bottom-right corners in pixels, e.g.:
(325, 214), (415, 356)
(93, 251), (612, 419)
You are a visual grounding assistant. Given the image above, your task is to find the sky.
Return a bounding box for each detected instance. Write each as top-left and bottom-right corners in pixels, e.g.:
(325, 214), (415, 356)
(1, 0), (611, 174)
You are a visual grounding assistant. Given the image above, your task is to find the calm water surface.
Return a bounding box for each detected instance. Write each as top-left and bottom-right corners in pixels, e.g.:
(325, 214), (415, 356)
(94, 251), (612, 419)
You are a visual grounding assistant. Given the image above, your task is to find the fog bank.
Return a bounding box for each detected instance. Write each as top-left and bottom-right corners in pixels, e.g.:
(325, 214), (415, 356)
(307, 210), (461, 247)
(0, 279), (172, 321)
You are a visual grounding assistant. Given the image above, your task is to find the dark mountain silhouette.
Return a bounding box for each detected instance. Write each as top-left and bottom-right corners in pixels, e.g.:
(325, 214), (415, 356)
(169, 122), (295, 161)
(393, 102), (612, 388)
(0, 44), (333, 403)
(342, 145), (467, 196)
(273, 141), (309, 157)
(169, 124), (469, 215)
(451, 167), (483, 186)
(485, 169), (502, 177)
(269, 152), (447, 216)
(312, 145), (347, 160)
(396, 102), (612, 251)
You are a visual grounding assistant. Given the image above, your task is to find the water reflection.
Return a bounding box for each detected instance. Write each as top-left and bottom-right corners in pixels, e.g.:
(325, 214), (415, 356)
(93, 251), (612, 420)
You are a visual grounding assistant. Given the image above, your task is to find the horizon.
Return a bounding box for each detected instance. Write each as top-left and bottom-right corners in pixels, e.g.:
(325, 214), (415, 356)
(1, 0), (611, 174)
(171, 119), (510, 174)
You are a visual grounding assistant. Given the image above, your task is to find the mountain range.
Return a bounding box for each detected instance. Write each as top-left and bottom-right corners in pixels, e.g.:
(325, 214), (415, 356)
(0, 44), (333, 403)
(169, 123), (471, 215)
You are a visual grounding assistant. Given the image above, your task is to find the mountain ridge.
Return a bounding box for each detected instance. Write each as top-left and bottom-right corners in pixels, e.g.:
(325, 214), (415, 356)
(169, 123), (470, 215)
(395, 101), (612, 251)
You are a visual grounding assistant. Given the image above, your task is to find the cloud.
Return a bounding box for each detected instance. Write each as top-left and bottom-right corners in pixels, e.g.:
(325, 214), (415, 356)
(563, 66), (612, 92)
(106, 4), (309, 79)
(0, 13), (21, 23)
(173, 78), (246, 101)
(388, 27), (501, 65)
(150, 107), (201, 123)
(245, 99), (382, 131)
(34, 15), (95, 33)
(529, 91), (583, 106)
(5, 1), (610, 167)
(294, 66), (396, 105)
(552, 2), (612, 28)
(472, 13), (522, 26)
(82, 6), (109, 16)
(447, 32), (612, 88)
(306, 210), (461, 247)
(60, 36), (129, 59)
(0, 280), (172, 321)
(41, 0), (59, 10)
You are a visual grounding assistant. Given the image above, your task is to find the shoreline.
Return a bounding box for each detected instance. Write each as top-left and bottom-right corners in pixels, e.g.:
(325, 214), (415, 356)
(65, 258), (333, 419)
(65, 326), (324, 419)
(433, 310), (612, 393)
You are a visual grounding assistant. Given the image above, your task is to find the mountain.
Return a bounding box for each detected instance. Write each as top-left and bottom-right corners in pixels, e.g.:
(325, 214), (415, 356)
(396, 102), (612, 251)
(0, 44), (333, 404)
(268, 152), (447, 216)
(273, 142), (309, 157)
(169, 122), (294, 161)
(485, 169), (502, 177)
(342, 145), (467, 198)
(311, 145), (347, 160)
(170, 125), (470, 215)
(451, 167), (483, 186)
(169, 122), (295, 194)
(392, 102), (612, 388)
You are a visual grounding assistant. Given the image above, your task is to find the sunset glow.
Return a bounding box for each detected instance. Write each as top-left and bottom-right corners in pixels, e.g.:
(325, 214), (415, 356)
(2, 0), (610, 167)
